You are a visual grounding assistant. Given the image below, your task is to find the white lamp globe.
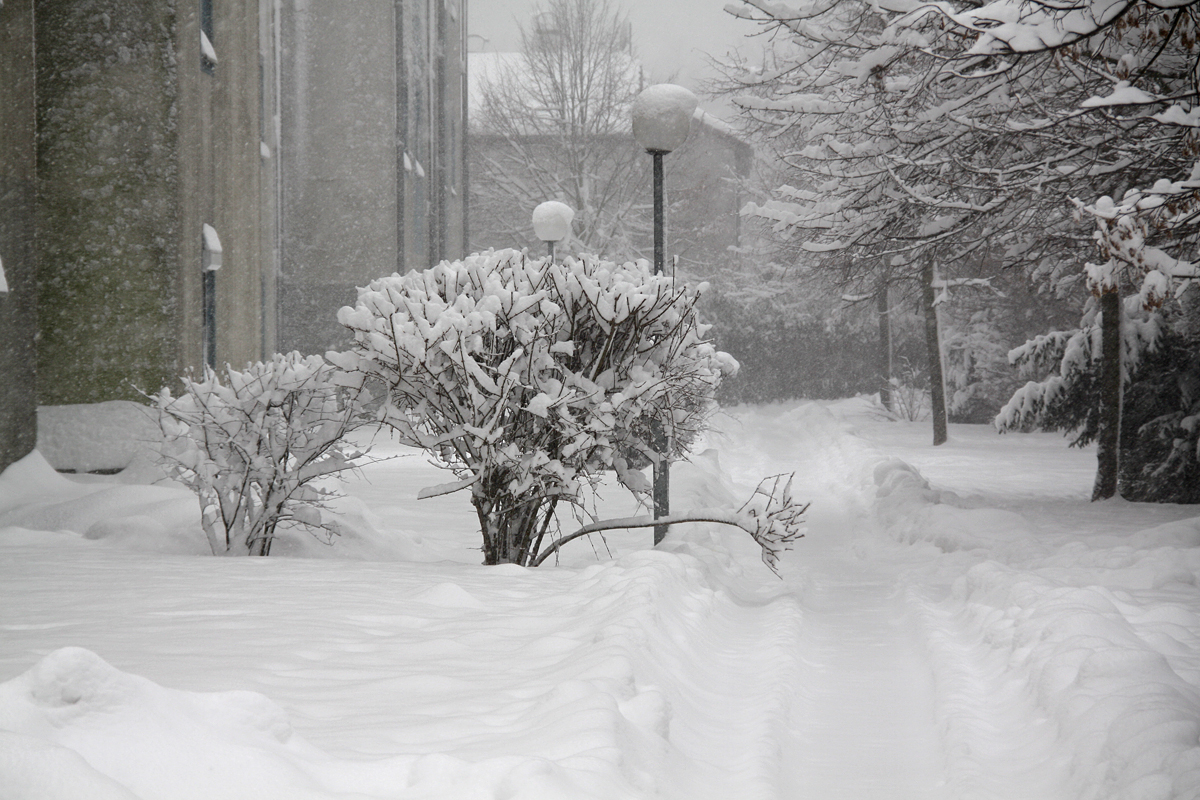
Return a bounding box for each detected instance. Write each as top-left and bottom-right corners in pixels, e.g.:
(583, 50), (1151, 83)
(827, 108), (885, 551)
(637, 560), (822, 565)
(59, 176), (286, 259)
(532, 201), (575, 243)
(631, 84), (698, 154)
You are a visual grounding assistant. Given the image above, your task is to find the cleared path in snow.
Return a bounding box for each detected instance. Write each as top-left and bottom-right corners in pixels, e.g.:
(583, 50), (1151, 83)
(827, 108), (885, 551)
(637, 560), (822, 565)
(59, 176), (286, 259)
(780, 542), (947, 799)
(712, 403), (1084, 800)
(712, 404), (950, 798)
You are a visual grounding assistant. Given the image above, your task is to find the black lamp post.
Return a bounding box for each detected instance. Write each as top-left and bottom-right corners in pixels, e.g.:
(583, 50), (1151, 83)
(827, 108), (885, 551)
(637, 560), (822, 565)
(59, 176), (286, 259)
(631, 83), (697, 545)
(532, 200), (574, 262)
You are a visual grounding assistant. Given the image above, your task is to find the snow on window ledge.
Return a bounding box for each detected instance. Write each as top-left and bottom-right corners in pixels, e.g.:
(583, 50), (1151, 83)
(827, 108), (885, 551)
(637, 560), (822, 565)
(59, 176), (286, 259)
(202, 224), (223, 272)
(200, 31), (218, 66)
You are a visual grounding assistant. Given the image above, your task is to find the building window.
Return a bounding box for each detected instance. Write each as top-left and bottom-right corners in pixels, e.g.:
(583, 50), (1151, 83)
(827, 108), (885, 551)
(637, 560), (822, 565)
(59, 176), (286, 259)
(202, 224), (222, 368)
(200, 0), (216, 73)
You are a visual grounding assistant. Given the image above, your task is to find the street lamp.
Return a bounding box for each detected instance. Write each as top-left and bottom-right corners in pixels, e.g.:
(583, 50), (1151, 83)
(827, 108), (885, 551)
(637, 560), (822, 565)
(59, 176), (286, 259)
(631, 83), (697, 545)
(532, 200), (574, 261)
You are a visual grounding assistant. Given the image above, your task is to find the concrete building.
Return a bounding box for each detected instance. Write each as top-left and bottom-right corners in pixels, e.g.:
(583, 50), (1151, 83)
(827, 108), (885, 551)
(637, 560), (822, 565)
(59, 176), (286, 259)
(276, 0), (469, 355)
(0, 0), (39, 472)
(0, 0), (468, 473)
(4, 0), (273, 415)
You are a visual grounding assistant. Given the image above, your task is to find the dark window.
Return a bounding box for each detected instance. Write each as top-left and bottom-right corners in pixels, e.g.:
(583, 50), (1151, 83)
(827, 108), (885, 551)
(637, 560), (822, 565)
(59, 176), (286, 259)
(200, 0), (215, 74)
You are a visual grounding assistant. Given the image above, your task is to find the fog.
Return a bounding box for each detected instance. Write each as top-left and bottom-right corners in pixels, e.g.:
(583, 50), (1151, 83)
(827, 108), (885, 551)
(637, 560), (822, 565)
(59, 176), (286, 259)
(469, 0), (760, 98)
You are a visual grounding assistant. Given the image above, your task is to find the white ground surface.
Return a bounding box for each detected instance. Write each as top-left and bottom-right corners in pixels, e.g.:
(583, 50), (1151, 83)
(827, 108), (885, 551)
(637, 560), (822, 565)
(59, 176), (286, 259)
(3, 397), (1200, 799)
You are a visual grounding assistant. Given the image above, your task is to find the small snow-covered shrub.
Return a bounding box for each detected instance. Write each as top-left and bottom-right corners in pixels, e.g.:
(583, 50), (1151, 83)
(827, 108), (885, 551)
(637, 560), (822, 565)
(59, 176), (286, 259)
(155, 353), (369, 556)
(333, 249), (740, 566)
(869, 358), (929, 422)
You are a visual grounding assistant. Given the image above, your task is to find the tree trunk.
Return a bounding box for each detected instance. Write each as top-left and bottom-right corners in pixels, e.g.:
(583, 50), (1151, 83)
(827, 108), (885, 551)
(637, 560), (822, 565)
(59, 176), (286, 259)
(1092, 286), (1122, 500)
(653, 447), (670, 545)
(474, 488), (546, 565)
(921, 259), (948, 446)
(877, 274), (893, 412)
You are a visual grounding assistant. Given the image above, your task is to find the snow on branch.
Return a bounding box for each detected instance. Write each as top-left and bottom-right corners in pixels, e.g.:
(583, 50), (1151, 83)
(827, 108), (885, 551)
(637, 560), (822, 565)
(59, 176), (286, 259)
(153, 353), (373, 556)
(1075, 183), (1200, 301)
(531, 473), (808, 575)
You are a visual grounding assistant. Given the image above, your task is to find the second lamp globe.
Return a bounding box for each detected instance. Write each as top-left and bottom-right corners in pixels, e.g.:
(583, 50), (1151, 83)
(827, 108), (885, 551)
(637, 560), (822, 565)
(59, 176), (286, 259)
(532, 201), (574, 244)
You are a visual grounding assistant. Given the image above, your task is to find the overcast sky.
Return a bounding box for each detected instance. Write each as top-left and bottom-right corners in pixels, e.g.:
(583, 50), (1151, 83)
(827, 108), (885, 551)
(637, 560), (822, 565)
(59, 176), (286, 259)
(468, 0), (766, 100)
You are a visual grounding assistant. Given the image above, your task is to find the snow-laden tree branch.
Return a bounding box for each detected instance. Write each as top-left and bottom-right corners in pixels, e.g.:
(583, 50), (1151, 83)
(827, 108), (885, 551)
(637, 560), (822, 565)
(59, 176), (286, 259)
(997, 171), (1200, 499)
(531, 473), (809, 574)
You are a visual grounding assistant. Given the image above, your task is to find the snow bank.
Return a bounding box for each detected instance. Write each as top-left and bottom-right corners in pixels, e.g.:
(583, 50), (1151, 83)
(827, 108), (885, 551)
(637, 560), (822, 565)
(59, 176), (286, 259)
(0, 647), (363, 800)
(7, 395), (1200, 799)
(37, 401), (161, 477)
(0, 729), (141, 800)
(851, 410), (1200, 799)
(0, 444), (424, 560)
(943, 562), (1200, 798)
(0, 551), (802, 800)
(0, 419), (803, 800)
(0, 450), (207, 554)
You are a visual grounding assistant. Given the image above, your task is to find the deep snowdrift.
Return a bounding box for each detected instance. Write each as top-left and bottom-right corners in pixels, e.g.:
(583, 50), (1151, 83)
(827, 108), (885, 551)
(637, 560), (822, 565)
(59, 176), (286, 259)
(2, 398), (1199, 799)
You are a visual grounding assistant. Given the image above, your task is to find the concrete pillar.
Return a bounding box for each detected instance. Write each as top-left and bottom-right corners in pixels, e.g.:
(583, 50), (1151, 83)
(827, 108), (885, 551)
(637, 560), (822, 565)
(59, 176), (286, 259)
(34, 0), (183, 403)
(0, 0), (40, 471)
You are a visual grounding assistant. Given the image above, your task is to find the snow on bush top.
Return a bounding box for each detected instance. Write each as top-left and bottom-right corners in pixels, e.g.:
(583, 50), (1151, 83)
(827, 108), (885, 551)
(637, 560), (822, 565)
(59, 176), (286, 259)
(155, 352), (367, 556)
(333, 249), (737, 508)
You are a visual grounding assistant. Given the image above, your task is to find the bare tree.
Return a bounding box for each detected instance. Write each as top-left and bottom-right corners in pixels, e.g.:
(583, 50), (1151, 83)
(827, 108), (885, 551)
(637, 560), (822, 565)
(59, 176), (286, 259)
(470, 0), (648, 258)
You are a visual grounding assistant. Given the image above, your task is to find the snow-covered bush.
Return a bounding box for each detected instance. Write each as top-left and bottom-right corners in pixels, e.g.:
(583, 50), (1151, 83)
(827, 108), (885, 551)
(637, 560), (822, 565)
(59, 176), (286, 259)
(333, 249), (742, 566)
(154, 353), (369, 556)
(870, 358), (930, 423)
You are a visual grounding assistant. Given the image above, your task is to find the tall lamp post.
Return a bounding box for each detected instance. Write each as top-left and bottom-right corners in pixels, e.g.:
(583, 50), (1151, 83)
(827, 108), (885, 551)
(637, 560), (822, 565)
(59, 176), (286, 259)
(532, 201), (574, 261)
(631, 83), (697, 545)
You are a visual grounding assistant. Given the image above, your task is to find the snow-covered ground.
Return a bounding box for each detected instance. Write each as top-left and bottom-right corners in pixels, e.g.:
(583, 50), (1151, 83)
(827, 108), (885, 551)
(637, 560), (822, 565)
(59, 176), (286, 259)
(3, 398), (1199, 799)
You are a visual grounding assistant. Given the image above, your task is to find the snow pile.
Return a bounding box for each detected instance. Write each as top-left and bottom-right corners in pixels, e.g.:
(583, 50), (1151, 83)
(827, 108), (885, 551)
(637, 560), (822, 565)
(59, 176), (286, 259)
(0, 647), (357, 800)
(4, 397), (1200, 798)
(0, 450), (205, 555)
(0, 551), (801, 800)
(849, 414), (1200, 799)
(0, 407), (800, 800)
(36, 401), (160, 477)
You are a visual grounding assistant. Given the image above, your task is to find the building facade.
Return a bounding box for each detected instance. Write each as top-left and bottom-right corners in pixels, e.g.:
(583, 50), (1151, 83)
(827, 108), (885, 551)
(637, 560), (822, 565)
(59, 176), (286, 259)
(0, 0), (40, 471)
(275, 0), (469, 355)
(0, 0), (468, 472)
(17, 0), (271, 411)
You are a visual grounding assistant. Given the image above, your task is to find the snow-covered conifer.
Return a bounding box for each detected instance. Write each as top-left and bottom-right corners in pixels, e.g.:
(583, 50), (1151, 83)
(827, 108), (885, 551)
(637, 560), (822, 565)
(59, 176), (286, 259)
(998, 180), (1200, 499)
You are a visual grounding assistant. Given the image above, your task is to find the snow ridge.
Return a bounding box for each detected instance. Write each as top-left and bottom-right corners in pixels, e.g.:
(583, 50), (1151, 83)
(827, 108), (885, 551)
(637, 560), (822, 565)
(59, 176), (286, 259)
(864, 431), (1200, 799)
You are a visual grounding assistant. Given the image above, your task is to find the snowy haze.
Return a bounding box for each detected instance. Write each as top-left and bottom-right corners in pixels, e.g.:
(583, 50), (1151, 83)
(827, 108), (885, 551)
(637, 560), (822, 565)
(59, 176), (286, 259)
(4, 398), (1200, 798)
(469, 0), (758, 92)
